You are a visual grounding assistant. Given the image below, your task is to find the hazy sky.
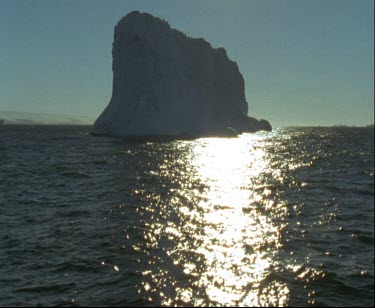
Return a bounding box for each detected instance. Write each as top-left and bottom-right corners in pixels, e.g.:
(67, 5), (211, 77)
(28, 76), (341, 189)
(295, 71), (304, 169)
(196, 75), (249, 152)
(0, 0), (373, 126)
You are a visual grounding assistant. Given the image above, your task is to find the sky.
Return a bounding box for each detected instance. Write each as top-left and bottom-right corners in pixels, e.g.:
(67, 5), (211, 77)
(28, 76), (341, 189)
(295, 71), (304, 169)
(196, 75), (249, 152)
(0, 0), (373, 127)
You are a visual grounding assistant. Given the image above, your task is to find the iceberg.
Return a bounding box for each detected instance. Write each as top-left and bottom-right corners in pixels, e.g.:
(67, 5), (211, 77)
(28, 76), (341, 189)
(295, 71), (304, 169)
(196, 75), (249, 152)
(92, 11), (272, 137)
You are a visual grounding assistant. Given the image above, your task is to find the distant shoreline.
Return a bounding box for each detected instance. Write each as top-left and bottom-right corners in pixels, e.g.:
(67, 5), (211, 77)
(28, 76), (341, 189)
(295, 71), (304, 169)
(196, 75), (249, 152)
(1, 123), (373, 129)
(0, 123), (93, 127)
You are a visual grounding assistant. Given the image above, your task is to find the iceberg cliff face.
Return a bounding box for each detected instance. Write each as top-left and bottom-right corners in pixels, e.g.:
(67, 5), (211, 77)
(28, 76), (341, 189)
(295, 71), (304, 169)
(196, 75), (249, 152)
(92, 11), (271, 137)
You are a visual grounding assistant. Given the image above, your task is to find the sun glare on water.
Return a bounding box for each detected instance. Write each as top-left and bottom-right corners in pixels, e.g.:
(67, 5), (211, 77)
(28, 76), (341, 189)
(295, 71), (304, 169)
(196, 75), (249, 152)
(138, 133), (290, 306)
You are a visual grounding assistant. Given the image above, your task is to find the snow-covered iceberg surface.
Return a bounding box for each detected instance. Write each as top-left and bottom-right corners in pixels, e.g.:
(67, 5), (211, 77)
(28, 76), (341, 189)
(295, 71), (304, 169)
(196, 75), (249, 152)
(92, 11), (272, 137)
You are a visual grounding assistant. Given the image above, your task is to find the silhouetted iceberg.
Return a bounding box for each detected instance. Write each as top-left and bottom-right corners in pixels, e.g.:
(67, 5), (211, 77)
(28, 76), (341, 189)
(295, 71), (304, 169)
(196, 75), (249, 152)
(92, 11), (272, 137)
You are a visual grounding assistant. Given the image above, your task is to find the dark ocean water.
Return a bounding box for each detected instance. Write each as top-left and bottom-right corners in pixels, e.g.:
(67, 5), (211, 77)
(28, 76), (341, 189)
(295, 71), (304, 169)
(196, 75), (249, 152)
(0, 125), (373, 307)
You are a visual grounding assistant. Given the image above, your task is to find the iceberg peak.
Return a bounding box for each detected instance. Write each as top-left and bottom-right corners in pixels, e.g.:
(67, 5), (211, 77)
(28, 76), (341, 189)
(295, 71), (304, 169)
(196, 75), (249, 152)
(92, 11), (272, 137)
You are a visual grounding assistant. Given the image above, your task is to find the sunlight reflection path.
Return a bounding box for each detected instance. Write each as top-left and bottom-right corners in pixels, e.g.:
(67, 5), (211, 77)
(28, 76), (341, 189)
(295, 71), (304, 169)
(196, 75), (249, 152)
(165, 134), (289, 306)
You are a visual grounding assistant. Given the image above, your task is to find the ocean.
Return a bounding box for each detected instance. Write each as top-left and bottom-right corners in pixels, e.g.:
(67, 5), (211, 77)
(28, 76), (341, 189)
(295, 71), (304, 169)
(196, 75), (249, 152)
(0, 125), (373, 307)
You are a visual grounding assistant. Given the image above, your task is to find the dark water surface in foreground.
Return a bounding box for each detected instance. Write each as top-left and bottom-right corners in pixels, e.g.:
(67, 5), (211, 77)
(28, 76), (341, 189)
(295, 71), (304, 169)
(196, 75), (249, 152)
(0, 126), (373, 307)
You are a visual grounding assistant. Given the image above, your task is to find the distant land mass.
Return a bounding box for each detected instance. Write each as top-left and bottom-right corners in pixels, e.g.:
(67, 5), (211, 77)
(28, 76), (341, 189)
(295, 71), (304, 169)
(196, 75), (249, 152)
(92, 11), (272, 138)
(0, 111), (93, 125)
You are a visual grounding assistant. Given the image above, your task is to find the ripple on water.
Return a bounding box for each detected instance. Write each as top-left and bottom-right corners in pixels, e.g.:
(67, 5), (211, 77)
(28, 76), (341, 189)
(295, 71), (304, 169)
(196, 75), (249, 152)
(0, 126), (373, 306)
